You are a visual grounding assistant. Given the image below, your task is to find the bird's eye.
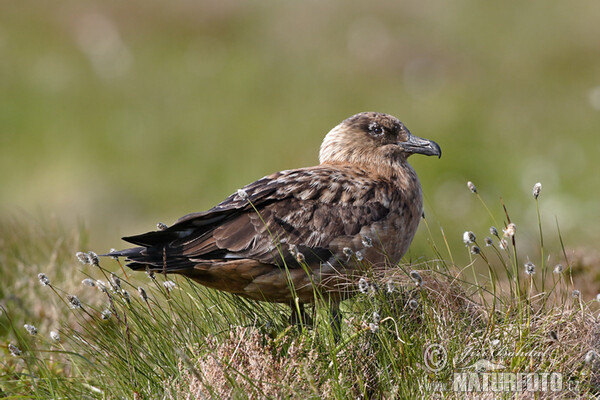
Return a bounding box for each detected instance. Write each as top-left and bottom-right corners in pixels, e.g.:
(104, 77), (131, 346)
(368, 122), (384, 136)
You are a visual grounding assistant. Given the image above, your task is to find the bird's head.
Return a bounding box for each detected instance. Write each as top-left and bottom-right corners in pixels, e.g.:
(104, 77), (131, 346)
(319, 112), (441, 169)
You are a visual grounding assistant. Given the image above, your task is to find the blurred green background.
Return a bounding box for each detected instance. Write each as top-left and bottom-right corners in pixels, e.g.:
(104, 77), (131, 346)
(1, 0), (599, 266)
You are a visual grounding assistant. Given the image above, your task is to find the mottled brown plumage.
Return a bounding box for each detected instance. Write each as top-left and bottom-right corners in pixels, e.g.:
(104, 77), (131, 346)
(108, 112), (441, 311)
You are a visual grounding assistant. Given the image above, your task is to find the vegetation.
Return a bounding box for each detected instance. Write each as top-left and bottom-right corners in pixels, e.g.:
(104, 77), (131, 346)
(2, 184), (599, 398)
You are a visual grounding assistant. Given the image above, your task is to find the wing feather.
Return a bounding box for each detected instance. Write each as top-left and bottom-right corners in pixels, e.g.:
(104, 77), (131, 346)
(122, 165), (395, 270)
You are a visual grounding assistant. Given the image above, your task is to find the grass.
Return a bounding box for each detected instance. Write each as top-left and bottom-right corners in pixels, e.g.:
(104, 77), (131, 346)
(2, 183), (600, 399)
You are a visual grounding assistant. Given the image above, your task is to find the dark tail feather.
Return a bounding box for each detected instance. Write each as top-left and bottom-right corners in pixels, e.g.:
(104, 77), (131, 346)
(100, 245), (195, 272)
(101, 247), (145, 259)
(122, 230), (183, 247)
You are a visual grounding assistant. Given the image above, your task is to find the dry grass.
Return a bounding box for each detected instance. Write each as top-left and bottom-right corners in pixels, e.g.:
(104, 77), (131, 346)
(169, 326), (320, 399)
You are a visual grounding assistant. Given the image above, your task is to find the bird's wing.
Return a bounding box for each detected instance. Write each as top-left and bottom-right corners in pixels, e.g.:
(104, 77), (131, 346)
(122, 165), (395, 269)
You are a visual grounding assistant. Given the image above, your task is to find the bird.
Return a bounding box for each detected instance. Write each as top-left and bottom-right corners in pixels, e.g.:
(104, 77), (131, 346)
(106, 112), (441, 326)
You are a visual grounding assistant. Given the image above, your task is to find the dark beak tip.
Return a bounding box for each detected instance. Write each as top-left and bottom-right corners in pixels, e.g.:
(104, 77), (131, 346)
(430, 140), (442, 158)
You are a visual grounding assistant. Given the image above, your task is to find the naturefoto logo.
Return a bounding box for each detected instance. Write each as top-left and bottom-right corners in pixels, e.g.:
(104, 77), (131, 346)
(452, 372), (562, 393)
(423, 343), (567, 394)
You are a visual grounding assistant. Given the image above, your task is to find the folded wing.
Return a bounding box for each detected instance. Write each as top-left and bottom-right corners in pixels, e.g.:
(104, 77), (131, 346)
(117, 165), (393, 271)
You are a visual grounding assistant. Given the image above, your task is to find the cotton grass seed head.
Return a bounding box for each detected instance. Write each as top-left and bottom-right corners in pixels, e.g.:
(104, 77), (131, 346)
(163, 280), (177, 290)
(463, 231), (476, 244)
(369, 323), (379, 333)
(503, 223), (516, 238)
(361, 235), (373, 248)
(24, 324), (37, 336)
(554, 264), (564, 274)
(408, 299), (419, 310)
(76, 251), (90, 265)
(499, 239), (508, 250)
(409, 270), (423, 286)
(82, 278), (96, 287)
(532, 182), (542, 199)
(138, 287), (148, 301)
(50, 331), (61, 342)
(596, 294), (600, 302)
(101, 309), (112, 320)
(343, 247), (353, 258)
(67, 294), (82, 309)
(572, 290), (581, 298)
(358, 277), (369, 293)
(471, 245), (481, 255)
(110, 274), (121, 290)
(8, 344), (22, 357)
(88, 251), (100, 266)
(237, 188), (249, 200)
(484, 237), (493, 247)
(38, 273), (50, 286)
(467, 181), (477, 193)
(490, 226), (499, 237)
(109, 248), (119, 259)
(355, 251), (364, 261)
(524, 261), (536, 275)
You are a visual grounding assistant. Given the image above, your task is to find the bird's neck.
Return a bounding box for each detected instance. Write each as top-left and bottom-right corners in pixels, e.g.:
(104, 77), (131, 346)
(322, 157), (419, 189)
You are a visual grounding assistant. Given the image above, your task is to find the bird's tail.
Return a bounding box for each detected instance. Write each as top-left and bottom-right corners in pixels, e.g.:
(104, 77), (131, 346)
(101, 245), (192, 272)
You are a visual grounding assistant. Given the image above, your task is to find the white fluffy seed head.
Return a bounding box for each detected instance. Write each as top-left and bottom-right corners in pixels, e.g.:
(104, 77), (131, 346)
(467, 181), (477, 193)
(163, 280), (177, 290)
(8, 344), (22, 356)
(82, 278), (96, 287)
(76, 252), (90, 265)
(361, 236), (373, 248)
(463, 231), (476, 244)
(358, 277), (369, 293)
(237, 188), (249, 200)
(408, 299), (418, 310)
(524, 261), (536, 275)
(532, 182), (542, 199)
(50, 331), (61, 342)
(67, 295), (82, 309)
(490, 226), (499, 237)
(24, 324), (38, 336)
(38, 273), (50, 286)
(503, 223), (516, 238)
(409, 270), (422, 285)
(554, 264), (564, 274)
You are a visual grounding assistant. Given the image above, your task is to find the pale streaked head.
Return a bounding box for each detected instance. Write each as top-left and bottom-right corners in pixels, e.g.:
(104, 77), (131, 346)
(319, 112), (441, 167)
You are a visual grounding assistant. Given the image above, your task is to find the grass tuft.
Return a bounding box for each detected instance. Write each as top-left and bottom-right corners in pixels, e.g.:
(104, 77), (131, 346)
(2, 186), (600, 398)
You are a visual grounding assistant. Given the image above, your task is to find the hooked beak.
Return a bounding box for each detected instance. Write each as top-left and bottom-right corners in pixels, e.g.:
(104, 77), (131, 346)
(399, 134), (442, 158)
